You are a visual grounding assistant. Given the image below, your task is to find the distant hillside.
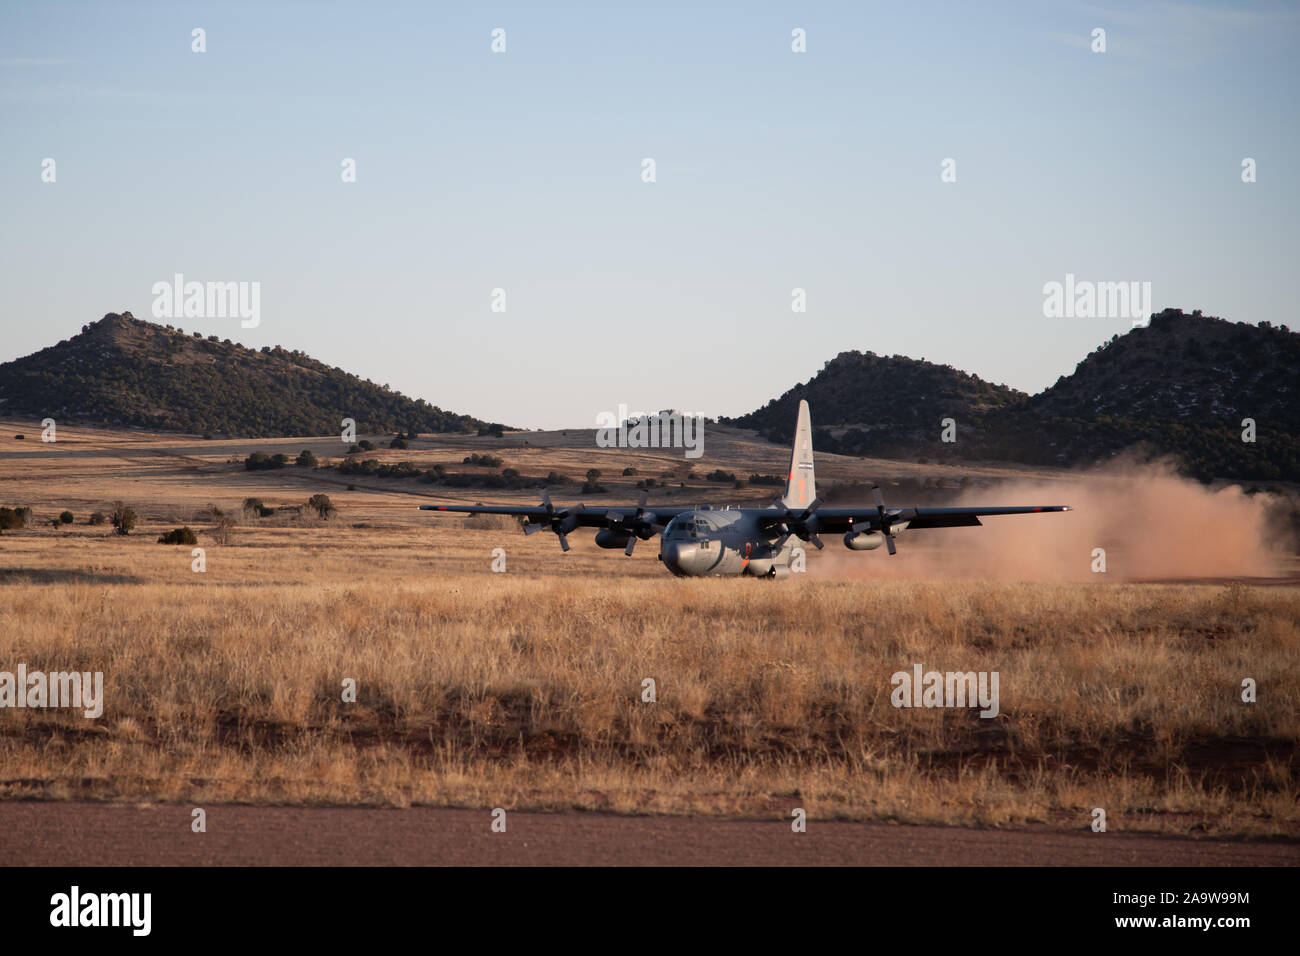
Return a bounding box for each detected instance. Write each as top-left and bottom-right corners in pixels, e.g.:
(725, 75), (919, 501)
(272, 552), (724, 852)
(1028, 309), (1296, 423)
(987, 309), (1299, 481)
(728, 310), (1299, 482)
(723, 350), (1025, 457)
(0, 313), (498, 438)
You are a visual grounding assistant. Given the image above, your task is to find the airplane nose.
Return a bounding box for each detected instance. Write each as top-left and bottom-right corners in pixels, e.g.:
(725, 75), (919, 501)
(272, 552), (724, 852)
(661, 540), (682, 573)
(661, 540), (704, 576)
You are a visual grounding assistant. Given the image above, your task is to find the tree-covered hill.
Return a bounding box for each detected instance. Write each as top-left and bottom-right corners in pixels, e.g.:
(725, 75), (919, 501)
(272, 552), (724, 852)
(723, 349), (1025, 453)
(0, 312), (500, 438)
(726, 309), (1299, 482)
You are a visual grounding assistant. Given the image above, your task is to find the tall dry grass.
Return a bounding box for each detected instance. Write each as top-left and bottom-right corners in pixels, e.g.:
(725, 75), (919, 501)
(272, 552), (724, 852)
(0, 525), (1296, 835)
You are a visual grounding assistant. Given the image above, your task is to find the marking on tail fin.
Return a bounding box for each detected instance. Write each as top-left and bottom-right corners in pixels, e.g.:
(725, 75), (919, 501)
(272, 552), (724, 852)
(781, 399), (816, 510)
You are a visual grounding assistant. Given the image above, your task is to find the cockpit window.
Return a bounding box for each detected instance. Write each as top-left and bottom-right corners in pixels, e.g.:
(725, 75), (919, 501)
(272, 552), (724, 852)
(667, 518), (698, 538)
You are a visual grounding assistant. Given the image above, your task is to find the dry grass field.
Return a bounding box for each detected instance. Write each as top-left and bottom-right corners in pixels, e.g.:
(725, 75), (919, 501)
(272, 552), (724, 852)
(1, 422), (1297, 838)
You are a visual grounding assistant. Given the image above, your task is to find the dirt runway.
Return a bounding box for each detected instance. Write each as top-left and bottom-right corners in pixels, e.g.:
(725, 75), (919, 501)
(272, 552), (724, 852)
(3, 803), (1296, 866)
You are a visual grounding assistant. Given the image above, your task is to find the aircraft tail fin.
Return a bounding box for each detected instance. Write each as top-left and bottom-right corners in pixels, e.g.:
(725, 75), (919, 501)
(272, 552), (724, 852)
(781, 399), (816, 510)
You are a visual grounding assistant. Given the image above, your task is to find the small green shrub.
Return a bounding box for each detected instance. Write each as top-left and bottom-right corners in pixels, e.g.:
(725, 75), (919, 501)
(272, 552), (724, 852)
(157, 527), (198, 545)
(308, 493), (335, 518)
(110, 501), (136, 535)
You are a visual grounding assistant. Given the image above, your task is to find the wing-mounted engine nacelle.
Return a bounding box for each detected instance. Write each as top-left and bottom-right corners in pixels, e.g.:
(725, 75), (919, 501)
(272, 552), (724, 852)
(747, 558), (790, 578)
(594, 529), (633, 550)
(843, 530), (885, 551)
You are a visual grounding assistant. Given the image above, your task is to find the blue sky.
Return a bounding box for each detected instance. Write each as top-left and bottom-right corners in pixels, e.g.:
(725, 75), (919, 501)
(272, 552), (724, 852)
(2, 1), (1297, 428)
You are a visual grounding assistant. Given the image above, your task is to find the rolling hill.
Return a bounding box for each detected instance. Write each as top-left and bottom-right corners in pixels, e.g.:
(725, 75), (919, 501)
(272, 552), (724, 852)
(985, 309), (1300, 480)
(728, 309), (1299, 482)
(2, 308), (1294, 481)
(0, 312), (498, 438)
(722, 350), (1026, 458)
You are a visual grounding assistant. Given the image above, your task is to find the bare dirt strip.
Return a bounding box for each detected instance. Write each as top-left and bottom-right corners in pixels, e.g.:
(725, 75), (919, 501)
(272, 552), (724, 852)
(2, 803), (1296, 866)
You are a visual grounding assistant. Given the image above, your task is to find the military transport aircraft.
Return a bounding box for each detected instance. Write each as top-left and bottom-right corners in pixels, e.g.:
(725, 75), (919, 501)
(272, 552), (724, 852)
(420, 400), (1070, 578)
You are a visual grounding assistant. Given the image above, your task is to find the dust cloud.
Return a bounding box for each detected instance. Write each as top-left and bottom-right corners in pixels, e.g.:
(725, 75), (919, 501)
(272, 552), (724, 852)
(809, 462), (1292, 583)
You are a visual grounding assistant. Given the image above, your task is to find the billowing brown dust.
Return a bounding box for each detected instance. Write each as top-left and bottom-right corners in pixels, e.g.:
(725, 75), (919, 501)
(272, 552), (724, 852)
(810, 463), (1291, 583)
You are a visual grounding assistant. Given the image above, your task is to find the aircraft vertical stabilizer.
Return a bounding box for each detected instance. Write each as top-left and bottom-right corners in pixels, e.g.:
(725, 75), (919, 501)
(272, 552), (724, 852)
(781, 399), (816, 510)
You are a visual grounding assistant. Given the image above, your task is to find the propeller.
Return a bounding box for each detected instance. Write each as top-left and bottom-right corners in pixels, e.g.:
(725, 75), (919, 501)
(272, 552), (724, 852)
(773, 497), (825, 550)
(524, 490), (584, 552)
(604, 491), (664, 556)
(867, 485), (916, 555)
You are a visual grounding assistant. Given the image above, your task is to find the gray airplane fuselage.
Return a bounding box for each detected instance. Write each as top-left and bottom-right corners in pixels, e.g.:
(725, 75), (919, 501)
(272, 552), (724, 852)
(654, 508), (799, 578)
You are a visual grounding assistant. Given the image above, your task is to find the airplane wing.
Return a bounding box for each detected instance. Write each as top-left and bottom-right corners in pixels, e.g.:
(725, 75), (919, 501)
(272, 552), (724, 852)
(419, 492), (691, 552)
(418, 502), (692, 526)
(778, 504), (1072, 532)
(757, 494), (1069, 557)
